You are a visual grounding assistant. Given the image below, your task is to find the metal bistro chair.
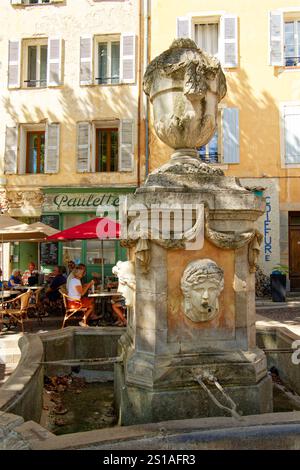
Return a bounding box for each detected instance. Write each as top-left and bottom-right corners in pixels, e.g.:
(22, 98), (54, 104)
(59, 289), (88, 329)
(0, 290), (32, 333)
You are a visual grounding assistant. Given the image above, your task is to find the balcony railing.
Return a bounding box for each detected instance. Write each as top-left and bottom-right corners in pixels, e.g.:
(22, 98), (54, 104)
(285, 56), (300, 67)
(24, 79), (47, 87)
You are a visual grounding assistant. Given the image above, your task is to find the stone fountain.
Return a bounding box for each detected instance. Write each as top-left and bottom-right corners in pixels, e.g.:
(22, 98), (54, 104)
(114, 39), (272, 425)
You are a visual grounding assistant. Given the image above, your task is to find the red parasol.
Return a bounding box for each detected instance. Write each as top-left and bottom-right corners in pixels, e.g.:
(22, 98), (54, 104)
(47, 217), (120, 241)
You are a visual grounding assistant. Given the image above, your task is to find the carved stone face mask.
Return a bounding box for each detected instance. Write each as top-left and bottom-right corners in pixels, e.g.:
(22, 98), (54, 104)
(181, 259), (224, 323)
(187, 277), (222, 322)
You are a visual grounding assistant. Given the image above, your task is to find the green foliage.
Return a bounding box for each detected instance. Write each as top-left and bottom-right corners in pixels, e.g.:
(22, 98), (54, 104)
(272, 264), (289, 275)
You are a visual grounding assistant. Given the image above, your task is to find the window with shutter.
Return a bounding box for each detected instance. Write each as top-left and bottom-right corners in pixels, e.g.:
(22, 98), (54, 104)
(177, 13), (238, 68)
(197, 108), (240, 165)
(4, 126), (18, 174)
(283, 105), (300, 164)
(77, 122), (91, 172)
(22, 38), (49, 88)
(80, 36), (93, 85)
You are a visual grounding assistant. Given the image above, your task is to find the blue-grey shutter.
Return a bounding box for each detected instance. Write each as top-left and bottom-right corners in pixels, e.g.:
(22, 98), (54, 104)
(223, 108), (240, 164)
(119, 120), (134, 171)
(80, 36), (93, 85)
(8, 40), (21, 89)
(220, 15), (238, 68)
(4, 126), (18, 174)
(120, 33), (136, 84)
(269, 11), (284, 66)
(77, 122), (91, 172)
(284, 106), (300, 164)
(176, 17), (192, 39)
(45, 123), (60, 173)
(47, 37), (62, 87)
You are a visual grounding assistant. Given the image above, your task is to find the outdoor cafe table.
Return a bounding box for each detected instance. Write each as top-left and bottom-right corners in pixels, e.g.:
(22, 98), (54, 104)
(15, 285), (42, 291)
(88, 291), (120, 322)
(1, 290), (21, 299)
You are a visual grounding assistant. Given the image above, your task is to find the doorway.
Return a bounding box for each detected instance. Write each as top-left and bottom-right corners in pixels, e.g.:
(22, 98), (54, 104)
(289, 212), (300, 290)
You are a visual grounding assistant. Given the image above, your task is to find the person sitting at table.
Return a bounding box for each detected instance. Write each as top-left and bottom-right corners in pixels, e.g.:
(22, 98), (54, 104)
(22, 262), (39, 286)
(67, 266), (97, 327)
(45, 266), (66, 302)
(66, 262), (86, 291)
(8, 269), (22, 288)
(111, 296), (127, 327)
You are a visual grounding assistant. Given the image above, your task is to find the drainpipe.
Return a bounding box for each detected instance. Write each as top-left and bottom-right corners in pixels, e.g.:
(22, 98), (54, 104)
(137, 0), (142, 187)
(144, 0), (150, 177)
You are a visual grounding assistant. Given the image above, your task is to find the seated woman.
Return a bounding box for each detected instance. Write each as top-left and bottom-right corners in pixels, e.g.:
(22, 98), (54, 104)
(8, 269), (22, 288)
(111, 296), (127, 327)
(67, 266), (97, 327)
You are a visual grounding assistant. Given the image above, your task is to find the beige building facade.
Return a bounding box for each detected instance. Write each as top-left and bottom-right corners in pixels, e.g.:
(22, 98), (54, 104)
(0, 0), (145, 275)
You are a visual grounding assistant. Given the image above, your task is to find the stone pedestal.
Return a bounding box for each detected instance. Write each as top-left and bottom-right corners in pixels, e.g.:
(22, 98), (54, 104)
(114, 38), (272, 425)
(115, 176), (273, 425)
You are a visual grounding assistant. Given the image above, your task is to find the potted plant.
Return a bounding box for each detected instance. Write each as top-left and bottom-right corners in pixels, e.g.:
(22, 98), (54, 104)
(270, 264), (288, 302)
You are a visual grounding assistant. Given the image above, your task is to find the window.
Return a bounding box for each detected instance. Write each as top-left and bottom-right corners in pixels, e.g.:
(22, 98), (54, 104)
(8, 38), (62, 89)
(270, 11), (300, 67)
(194, 22), (219, 56)
(281, 104), (300, 165)
(4, 122), (60, 174)
(96, 39), (120, 84)
(197, 108), (240, 165)
(76, 119), (134, 173)
(198, 131), (219, 163)
(284, 20), (300, 66)
(96, 127), (118, 172)
(80, 33), (136, 85)
(176, 14), (238, 67)
(26, 130), (45, 173)
(26, 44), (48, 88)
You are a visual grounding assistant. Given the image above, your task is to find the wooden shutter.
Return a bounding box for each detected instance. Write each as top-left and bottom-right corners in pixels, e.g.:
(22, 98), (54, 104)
(120, 34), (136, 84)
(45, 123), (60, 173)
(269, 11), (284, 66)
(8, 40), (21, 89)
(284, 106), (300, 164)
(47, 37), (62, 86)
(223, 108), (240, 164)
(4, 126), (18, 174)
(220, 15), (238, 68)
(119, 120), (134, 171)
(80, 36), (93, 85)
(176, 17), (192, 38)
(77, 122), (91, 172)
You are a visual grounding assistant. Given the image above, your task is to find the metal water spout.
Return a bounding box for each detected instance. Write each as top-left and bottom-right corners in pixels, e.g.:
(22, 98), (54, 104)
(194, 370), (243, 421)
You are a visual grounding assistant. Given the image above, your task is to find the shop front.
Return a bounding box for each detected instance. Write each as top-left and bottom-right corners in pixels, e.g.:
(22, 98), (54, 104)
(40, 187), (135, 281)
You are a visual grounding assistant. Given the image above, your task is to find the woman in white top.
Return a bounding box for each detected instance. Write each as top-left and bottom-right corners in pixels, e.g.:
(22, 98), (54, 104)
(67, 266), (95, 327)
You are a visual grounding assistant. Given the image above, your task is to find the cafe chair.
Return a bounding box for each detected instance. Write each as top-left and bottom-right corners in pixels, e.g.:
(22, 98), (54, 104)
(27, 287), (45, 322)
(59, 289), (88, 329)
(0, 290), (32, 333)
